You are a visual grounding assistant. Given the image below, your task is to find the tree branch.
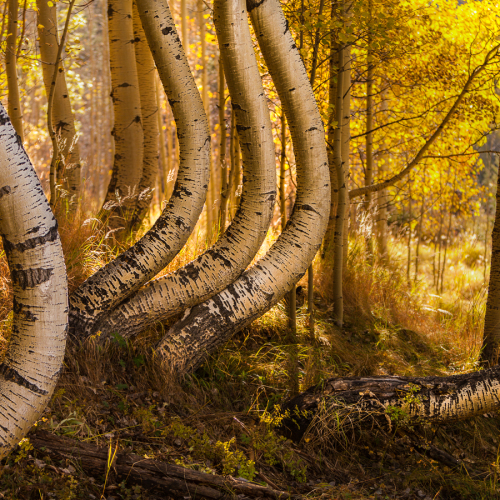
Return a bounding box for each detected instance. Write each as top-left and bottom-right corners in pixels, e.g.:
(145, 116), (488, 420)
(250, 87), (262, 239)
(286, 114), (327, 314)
(349, 43), (500, 200)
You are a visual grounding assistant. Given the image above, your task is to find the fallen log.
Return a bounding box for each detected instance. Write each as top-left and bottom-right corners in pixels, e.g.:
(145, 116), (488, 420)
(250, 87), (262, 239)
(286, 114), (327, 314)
(279, 367), (500, 442)
(30, 430), (301, 500)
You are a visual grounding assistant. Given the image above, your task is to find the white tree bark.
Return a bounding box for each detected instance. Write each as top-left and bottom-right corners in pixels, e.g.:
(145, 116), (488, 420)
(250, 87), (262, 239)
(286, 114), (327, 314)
(37, 0), (81, 207)
(92, 0), (277, 340)
(102, 0), (144, 224)
(128, 3), (160, 231)
(155, 0), (330, 375)
(281, 368), (500, 441)
(0, 104), (68, 457)
(6, 0), (23, 141)
(69, 0), (210, 338)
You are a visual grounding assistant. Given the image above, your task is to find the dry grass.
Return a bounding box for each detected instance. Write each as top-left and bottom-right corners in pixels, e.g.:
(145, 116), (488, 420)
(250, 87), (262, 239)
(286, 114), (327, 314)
(0, 208), (498, 498)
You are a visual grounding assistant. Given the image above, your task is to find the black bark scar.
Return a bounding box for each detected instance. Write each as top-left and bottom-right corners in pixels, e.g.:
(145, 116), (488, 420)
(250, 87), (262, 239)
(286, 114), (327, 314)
(0, 363), (48, 395)
(246, 0), (267, 12)
(0, 186), (11, 199)
(11, 268), (53, 290)
(3, 224), (58, 253)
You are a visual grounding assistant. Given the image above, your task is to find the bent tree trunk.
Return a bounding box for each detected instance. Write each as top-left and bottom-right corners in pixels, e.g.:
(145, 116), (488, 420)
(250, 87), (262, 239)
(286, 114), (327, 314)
(128, 2), (159, 232)
(482, 166), (500, 365)
(280, 368), (500, 442)
(69, 0), (210, 338)
(102, 0), (144, 226)
(0, 104), (68, 457)
(156, 0), (330, 375)
(37, 0), (81, 207)
(93, 0), (277, 340)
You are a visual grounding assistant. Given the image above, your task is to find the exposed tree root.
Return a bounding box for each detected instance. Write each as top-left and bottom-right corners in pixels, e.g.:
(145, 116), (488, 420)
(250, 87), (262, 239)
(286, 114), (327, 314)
(30, 431), (302, 500)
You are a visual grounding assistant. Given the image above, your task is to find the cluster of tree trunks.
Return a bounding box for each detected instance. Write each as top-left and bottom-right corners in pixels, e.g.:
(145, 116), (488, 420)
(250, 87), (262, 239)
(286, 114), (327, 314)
(1, 0), (500, 464)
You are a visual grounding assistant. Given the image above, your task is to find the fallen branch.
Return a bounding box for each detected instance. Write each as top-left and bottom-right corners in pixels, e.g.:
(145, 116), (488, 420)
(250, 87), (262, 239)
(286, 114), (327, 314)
(30, 430), (301, 500)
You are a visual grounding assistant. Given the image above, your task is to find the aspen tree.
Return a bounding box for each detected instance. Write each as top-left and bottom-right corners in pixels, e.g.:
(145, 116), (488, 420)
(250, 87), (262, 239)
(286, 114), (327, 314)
(0, 104), (68, 458)
(197, 0), (216, 239)
(364, 0), (374, 214)
(482, 171), (500, 365)
(69, 0), (210, 337)
(341, 9), (351, 267)
(282, 367), (500, 441)
(364, 0), (374, 257)
(91, 0), (277, 340)
(0, 2), (8, 48)
(154, 0), (330, 375)
(279, 110), (287, 231)
(6, 0), (23, 140)
(321, 16), (340, 259)
(102, 0), (144, 225)
(45, 0), (76, 211)
(332, 41), (345, 328)
(305, 0), (326, 340)
(230, 119), (242, 216)
(181, 0), (188, 55)
(129, 3), (159, 231)
(37, 0), (81, 208)
(156, 75), (169, 198)
(375, 94), (388, 258)
(218, 101), (230, 230)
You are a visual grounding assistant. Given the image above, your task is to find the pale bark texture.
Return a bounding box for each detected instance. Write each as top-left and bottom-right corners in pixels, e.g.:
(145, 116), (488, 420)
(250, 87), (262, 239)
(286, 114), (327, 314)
(482, 167), (500, 365)
(69, 0), (210, 338)
(320, 5), (339, 258)
(0, 104), (68, 457)
(129, 3), (159, 231)
(155, 0), (330, 375)
(6, 0), (23, 141)
(281, 368), (500, 442)
(102, 0), (144, 224)
(332, 44), (345, 327)
(218, 59), (227, 226)
(229, 108), (242, 217)
(93, 0), (277, 340)
(341, 34), (351, 267)
(37, 0), (81, 205)
(279, 109), (287, 231)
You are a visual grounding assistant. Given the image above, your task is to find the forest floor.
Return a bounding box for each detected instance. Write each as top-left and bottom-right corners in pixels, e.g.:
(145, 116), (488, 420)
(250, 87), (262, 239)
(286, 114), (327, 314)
(0, 219), (498, 500)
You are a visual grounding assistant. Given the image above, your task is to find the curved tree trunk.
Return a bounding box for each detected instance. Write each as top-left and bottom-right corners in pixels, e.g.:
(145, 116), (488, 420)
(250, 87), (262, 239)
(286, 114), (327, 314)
(482, 166), (500, 365)
(69, 0), (210, 338)
(93, 0), (277, 340)
(102, 0), (144, 227)
(154, 0), (330, 375)
(0, 104), (68, 458)
(37, 0), (81, 209)
(128, 2), (160, 231)
(280, 367), (500, 442)
(6, 0), (23, 141)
